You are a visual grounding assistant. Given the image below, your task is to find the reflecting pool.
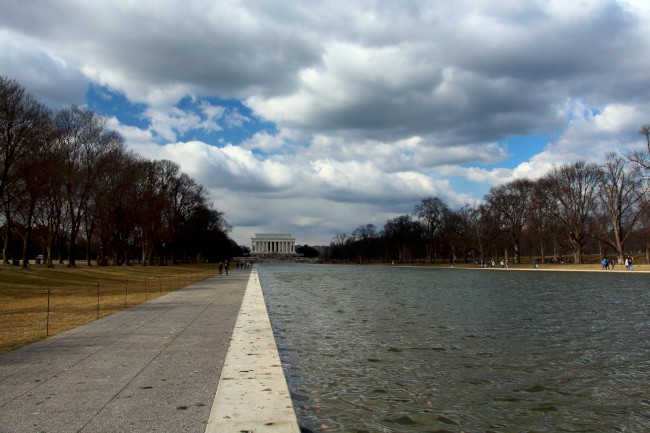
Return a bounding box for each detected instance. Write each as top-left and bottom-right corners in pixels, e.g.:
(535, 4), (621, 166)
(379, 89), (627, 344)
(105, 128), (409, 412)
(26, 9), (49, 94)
(258, 264), (649, 433)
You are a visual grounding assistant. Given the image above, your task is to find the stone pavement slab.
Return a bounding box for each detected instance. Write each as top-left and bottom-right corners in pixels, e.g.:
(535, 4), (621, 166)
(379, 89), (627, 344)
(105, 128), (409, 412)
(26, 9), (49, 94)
(0, 270), (250, 433)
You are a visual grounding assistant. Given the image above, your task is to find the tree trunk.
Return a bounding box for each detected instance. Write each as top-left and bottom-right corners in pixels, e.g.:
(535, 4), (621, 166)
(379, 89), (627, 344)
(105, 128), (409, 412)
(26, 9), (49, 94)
(68, 238), (77, 267)
(42, 232), (55, 268)
(1, 232), (7, 265)
(142, 236), (155, 266)
(20, 229), (32, 269)
(573, 247), (582, 264)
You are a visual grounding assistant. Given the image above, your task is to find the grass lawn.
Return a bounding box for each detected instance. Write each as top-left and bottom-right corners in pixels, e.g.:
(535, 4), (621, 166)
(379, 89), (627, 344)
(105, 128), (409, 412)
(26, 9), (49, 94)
(0, 263), (219, 356)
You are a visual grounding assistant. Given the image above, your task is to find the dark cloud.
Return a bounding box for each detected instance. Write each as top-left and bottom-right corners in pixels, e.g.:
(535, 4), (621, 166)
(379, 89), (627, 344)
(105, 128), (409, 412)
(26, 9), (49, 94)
(2, 0), (648, 244)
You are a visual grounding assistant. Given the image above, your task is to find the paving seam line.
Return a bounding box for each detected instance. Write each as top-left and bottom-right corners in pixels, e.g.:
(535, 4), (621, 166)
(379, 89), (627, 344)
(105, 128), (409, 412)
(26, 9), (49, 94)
(75, 286), (223, 433)
(0, 292), (184, 408)
(204, 269), (300, 433)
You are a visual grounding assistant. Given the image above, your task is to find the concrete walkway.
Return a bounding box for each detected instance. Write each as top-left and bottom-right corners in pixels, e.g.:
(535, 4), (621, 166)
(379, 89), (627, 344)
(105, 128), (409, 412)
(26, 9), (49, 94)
(0, 268), (297, 433)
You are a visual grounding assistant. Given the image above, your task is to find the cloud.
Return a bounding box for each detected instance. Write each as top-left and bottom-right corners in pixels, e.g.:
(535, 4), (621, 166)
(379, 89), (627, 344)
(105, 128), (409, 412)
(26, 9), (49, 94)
(3, 0), (650, 245)
(0, 29), (87, 107)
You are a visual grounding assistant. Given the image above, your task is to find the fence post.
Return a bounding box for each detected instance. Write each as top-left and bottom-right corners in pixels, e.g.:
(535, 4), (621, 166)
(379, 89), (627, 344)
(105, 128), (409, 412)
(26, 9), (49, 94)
(46, 289), (51, 336)
(97, 282), (100, 319)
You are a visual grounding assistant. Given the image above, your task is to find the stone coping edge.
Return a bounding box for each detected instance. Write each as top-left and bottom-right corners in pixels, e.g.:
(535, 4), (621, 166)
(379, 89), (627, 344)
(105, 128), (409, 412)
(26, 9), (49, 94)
(205, 269), (300, 433)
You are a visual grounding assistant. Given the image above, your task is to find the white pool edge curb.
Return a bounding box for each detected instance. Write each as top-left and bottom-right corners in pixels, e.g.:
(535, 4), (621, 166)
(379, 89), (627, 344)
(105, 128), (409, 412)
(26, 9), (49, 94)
(205, 269), (300, 433)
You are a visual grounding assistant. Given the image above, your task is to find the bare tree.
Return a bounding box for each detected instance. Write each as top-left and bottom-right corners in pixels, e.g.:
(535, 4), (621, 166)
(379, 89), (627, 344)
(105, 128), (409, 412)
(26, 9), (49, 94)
(382, 215), (421, 263)
(82, 145), (132, 265)
(32, 152), (67, 268)
(441, 208), (467, 263)
(93, 153), (142, 265)
(640, 124), (650, 155)
(0, 77), (51, 264)
(527, 177), (557, 263)
(593, 153), (647, 263)
(53, 106), (125, 266)
(327, 232), (352, 261)
(456, 204), (488, 263)
(628, 124), (650, 181)
(2, 78), (242, 267)
(166, 172), (208, 263)
(12, 128), (57, 267)
(637, 195), (650, 264)
(134, 159), (169, 265)
(547, 161), (601, 264)
(483, 178), (533, 264)
(351, 223), (378, 262)
(414, 197), (449, 263)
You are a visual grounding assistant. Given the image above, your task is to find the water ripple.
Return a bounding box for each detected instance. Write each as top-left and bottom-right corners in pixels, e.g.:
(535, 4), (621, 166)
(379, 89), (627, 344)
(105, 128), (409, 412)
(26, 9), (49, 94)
(260, 264), (650, 433)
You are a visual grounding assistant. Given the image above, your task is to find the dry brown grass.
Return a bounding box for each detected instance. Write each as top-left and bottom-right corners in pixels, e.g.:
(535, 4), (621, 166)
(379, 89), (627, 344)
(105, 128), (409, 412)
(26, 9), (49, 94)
(0, 264), (219, 355)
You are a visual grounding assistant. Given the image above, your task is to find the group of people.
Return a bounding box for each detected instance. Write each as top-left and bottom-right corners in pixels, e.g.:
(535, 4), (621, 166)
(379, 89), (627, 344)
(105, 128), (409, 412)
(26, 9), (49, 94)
(217, 260), (230, 275)
(217, 260), (253, 275)
(601, 256), (635, 270)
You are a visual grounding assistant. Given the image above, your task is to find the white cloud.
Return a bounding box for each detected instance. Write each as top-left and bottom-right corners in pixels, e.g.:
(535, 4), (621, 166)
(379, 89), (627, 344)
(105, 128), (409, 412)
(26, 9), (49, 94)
(3, 0), (650, 245)
(160, 141), (295, 193)
(593, 104), (645, 134)
(144, 107), (201, 142)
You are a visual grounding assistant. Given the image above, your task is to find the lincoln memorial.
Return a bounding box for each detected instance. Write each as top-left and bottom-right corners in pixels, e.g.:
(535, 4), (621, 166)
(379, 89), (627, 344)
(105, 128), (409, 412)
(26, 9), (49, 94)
(251, 233), (297, 255)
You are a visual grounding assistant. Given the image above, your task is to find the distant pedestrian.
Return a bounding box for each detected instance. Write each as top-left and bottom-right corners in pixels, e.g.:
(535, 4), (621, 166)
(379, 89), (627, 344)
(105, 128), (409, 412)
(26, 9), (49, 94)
(601, 257), (608, 270)
(218, 262), (223, 275)
(225, 260), (230, 275)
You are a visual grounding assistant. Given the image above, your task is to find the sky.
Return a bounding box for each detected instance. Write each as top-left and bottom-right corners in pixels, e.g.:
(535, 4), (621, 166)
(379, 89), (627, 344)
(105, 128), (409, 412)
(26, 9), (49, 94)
(2, 0), (650, 247)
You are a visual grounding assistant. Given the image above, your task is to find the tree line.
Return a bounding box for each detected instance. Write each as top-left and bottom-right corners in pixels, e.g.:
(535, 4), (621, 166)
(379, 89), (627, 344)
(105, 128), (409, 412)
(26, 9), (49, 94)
(327, 140), (650, 266)
(1, 76), (243, 268)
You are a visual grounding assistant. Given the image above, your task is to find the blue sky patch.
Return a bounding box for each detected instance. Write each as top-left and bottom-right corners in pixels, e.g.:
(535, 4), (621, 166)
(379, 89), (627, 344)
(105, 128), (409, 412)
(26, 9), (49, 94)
(87, 84), (149, 129)
(87, 86), (277, 146)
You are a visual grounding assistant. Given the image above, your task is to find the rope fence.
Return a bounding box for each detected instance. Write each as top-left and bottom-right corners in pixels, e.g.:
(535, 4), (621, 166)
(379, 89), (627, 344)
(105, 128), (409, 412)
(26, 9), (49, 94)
(1, 270), (219, 355)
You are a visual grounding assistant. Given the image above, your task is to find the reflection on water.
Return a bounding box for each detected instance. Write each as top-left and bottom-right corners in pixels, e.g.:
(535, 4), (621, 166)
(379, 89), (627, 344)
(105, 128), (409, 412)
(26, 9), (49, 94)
(259, 264), (650, 433)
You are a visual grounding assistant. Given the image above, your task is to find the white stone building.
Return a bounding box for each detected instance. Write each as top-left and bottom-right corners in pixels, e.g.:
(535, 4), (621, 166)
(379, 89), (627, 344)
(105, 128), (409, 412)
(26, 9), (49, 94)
(250, 233), (297, 255)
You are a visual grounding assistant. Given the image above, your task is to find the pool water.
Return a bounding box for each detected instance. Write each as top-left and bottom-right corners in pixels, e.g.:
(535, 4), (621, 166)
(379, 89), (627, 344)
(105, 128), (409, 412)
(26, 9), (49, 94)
(259, 264), (650, 433)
